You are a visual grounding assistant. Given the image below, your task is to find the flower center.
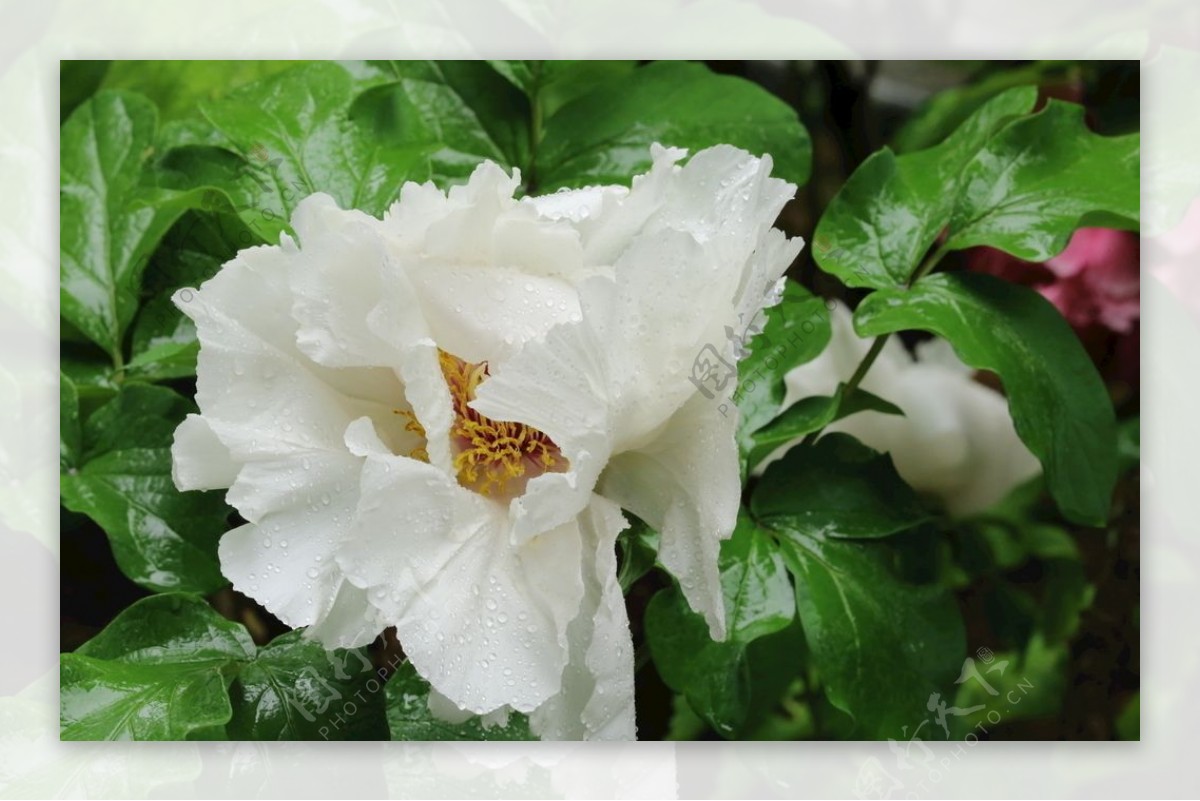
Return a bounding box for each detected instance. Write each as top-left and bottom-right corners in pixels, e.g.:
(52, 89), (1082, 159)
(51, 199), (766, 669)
(437, 349), (568, 499)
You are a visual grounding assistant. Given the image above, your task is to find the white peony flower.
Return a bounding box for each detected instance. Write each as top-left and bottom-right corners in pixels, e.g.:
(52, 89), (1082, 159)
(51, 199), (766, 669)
(761, 302), (1041, 516)
(170, 144), (801, 740)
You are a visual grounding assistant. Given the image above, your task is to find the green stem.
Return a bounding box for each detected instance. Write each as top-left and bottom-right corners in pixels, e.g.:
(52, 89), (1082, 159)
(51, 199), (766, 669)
(799, 334), (886, 447)
(908, 241), (950, 286)
(800, 242), (951, 446)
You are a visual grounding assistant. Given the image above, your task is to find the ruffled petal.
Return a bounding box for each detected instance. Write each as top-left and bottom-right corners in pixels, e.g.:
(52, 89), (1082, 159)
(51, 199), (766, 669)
(598, 392), (739, 640)
(170, 414), (237, 491)
(422, 161), (523, 263)
(304, 581), (384, 649)
(561, 144), (688, 267)
(287, 193), (407, 369)
(652, 146), (795, 268)
(177, 244), (414, 462)
(218, 445), (367, 636)
(178, 242), (415, 645)
(401, 260), (580, 365)
(337, 418), (585, 715)
(529, 494), (636, 741)
(470, 312), (614, 545)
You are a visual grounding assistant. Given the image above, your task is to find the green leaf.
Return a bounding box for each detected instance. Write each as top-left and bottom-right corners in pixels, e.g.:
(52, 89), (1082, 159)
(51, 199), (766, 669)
(753, 439), (964, 738)
(1117, 416), (1140, 475)
(76, 593), (254, 664)
(162, 62), (432, 243)
(813, 87), (1038, 290)
(664, 692), (711, 741)
(616, 518), (659, 593)
(125, 209), (249, 382)
(752, 433), (929, 539)
(942, 100), (1139, 257)
(891, 62), (1076, 153)
(59, 385), (230, 593)
(61, 656), (235, 741)
(101, 60), (301, 124)
(61, 372), (81, 470)
(351, 60), (531, 185)
(227, 631), (388, 741)
(60, 349), (119, 404)
(124, 316), (199, 382)
(774, 531), (965, 738)
(61, 594), (254, 740)
(79, 381), (193, 458)
(60, 60), (111, 122)
(815, 89), (1137, 291)
(536, 61), (811, 191)
(854, 272), (1117, 525)
(490, 60), (638, 118)
(746, 384), (902, 470)
(1038, 560), (1094, 644)
(60, 91), (209, 360)
(645, 514), (796, 737)
(385, 661), (533, 740)
(734, 281), (832, 457)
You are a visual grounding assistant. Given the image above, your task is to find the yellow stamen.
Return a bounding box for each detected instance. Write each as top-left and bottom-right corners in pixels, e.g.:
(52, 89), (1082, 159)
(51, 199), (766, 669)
(437, 349), (568, 498)
(392, 408), (430, 462)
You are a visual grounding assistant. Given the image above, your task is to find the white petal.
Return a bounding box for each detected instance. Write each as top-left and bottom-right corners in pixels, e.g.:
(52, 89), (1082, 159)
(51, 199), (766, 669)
(527, 185), (621, 223)
(422, 161), (522, 263)
(381, 179), (453, 243)
(393, 342), (456, 477)
(772, 302), (1040, 516)
(569, 144), (688, 267)
(560, 149), (799, 449)
(598, 392), (738, 640)
(218, 452), (366, 638)
(288, 193), (406, 369)
(530, 495), (636, 741)
(492, 213), (587, 280)
(171, 414), (237, 491)
(338, 423), (585, 715)
(426, 687), (475, 725)
(471, 309), (614, 545)
(403, 261), (580, 365)
(494, 227), (733, 459)
(653, 145), (796, 271)
(177, 244), (413, 463)
(304, 581), (383, 649)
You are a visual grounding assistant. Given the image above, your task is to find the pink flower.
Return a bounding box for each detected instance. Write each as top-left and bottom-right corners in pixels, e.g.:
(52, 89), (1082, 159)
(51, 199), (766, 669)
(969, 228), (1140, 334)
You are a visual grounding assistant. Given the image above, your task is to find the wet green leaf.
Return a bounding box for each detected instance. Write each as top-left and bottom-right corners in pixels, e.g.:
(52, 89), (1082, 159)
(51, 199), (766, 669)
(59, 385), (230, 593)
(646, 514), (796, 737)
(753, 433), (929, 539)
(855, 273), (1117, 525)
(228, 631), (388, 740)
(60, 91), (209, 359)
(61, 594), (254, 740)
(735, 282), (832, 459)
(536, 61), (811, 191)
(385, 661), (533, 740)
